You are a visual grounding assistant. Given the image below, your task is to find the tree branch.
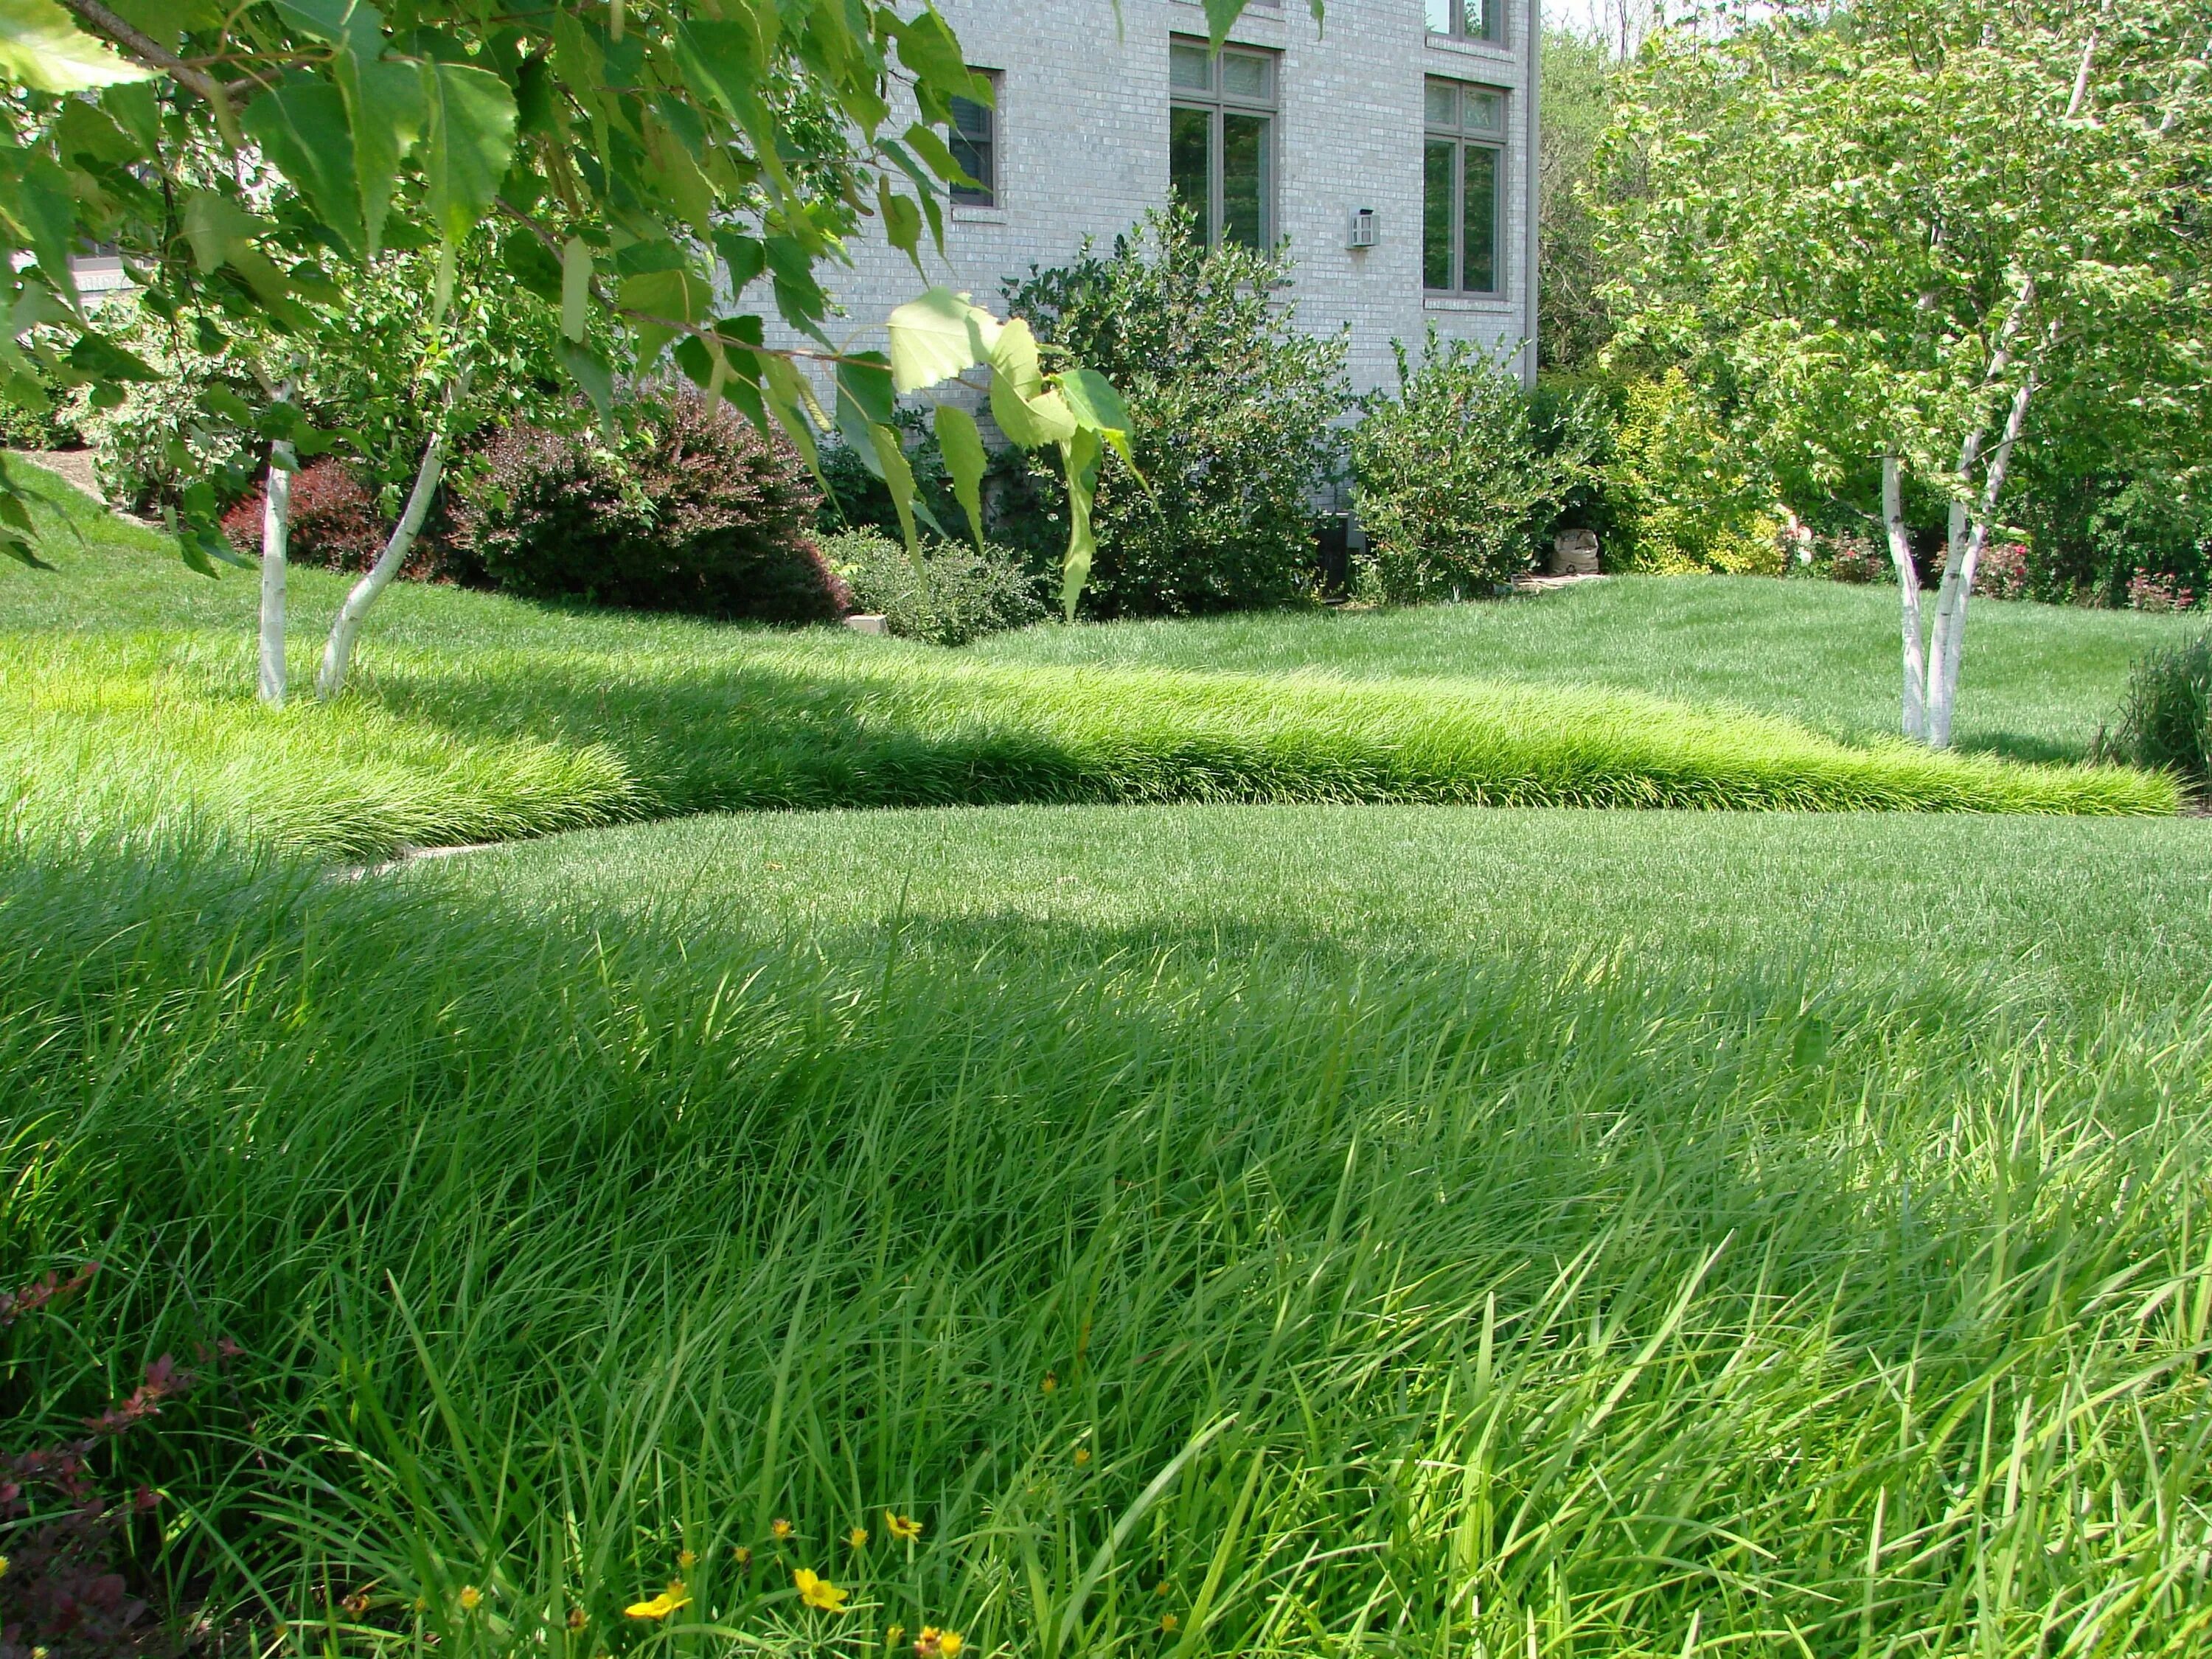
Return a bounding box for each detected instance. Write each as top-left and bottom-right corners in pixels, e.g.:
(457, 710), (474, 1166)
(55, 0), (234, 117)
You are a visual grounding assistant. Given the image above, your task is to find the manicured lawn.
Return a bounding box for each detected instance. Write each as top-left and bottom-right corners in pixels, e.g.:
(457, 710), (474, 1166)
(0, 459), (2178, 860)
(7, 458), (2212, 1657)
(977, 574), (2204, 763)
(6, 801), (2210, 1658)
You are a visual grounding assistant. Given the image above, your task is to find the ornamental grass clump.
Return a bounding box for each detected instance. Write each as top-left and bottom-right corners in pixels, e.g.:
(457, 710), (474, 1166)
(2104, 630), (2212, 793)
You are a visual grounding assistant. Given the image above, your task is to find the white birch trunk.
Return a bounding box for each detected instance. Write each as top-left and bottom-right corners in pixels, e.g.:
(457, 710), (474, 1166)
(1882, 456), (1928, 741)
(316, 392), (465, 700)
(258, 438), (295, 706)
(1927, 366), (2038, 748)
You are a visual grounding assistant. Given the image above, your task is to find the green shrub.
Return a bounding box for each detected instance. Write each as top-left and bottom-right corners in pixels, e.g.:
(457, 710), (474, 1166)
(2105, 632), (2211, 792)
(1352, 332), (1593, 603)
(1602, 370), (1784, 575)
(822, 529), (1047, 646)
(457, 392), (846, 625)
(1003, 212), (1350, 617)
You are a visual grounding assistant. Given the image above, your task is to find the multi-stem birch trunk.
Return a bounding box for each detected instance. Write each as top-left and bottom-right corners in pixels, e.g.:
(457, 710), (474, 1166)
(258, 436), (295, 706)
(1882, 456), (1927, 740)
(315, 375), (470, 701)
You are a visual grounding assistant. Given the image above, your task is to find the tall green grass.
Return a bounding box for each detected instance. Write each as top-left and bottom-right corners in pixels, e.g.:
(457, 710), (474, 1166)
(6, 816), (2212, 1658)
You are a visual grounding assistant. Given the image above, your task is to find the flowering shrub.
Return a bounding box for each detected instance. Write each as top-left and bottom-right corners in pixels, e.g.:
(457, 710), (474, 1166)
(1975, 542), (2031, 601)
(2126, 568), (2197, 613)
(1826, 532), (1888, 585)
(458, 394), (846, 625)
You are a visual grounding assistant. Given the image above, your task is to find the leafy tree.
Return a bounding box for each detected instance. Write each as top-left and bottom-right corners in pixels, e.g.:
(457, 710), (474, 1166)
(0, 0), (1284, 697)
(1537, 27), (1618, 372)
(1598, 0), (2212, 745)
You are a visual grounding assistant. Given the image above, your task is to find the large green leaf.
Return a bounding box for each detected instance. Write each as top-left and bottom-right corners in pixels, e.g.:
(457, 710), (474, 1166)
(0, 151), (80, 305)
(0, 0), (156, 91)
(868, 420), (923, 560)
(338, 55), (424, 260)
(1058, 427), (1102, 622)
(934, 403), (987, 553)
(561, 237), (592, 341)
(887, 288), (1000, 392)
(619, 265), (713, 366)
(420, 58), (518, 307)
(242, 76), (365, 255)
(271, 0), (383, 58)
(987, 319), (1077, 447)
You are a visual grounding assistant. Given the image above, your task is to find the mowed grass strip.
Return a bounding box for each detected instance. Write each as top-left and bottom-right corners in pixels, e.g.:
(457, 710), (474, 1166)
(7, 817), (2212, 1657)
(0, 465), (2177, 857)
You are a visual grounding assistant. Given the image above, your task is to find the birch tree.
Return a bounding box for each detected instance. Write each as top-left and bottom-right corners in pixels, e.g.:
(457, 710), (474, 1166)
(0, 0), (1309, 694)
(1598, 0), (2212, 745)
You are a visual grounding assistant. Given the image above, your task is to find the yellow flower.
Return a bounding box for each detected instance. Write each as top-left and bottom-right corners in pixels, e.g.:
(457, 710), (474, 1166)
(915, 1627), (964, 1658)
(1041, 1372), (1057, 1394)
(846, 1525), (869, 1549)
(794, 1568), (848, 1613)
(678, 1549), (697, 1571)
(341, 1592), (371, 1618)
(624, 1582), (692, 1621)
(731, 1546), (753, 1568)
(457, 1586), (483, 1613)
(771, 1518), (794, 1542)
(1073, 1447), (1091, 1467)
(886, 1511), (922, 1543)
(1160, 1613), (1179, 1634)
(566, 1607), (588, 1632)
(0, 1554), (10, 1580)
(1154, 1581), (1170, 1596)
(886, 1626), (906, 1649)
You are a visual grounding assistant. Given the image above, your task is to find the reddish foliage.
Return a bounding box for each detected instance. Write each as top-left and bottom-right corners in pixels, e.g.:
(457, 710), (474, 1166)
(220, 459), (447, 580)
(458, 394), (849, 625)
(1974, 541), (2031, 601)
(1, 1269), (233, 1659)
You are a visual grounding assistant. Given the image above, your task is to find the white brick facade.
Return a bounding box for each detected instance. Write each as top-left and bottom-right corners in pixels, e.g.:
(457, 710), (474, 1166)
(786, 0), (1539, 397)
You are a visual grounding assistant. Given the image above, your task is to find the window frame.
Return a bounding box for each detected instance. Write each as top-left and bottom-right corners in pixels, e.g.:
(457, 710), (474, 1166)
(947, 71), (1000, 209)
(1426, 0), (1506, 46)
(1423, 78), (1507, 298)
(1167, 39), (1279, 251)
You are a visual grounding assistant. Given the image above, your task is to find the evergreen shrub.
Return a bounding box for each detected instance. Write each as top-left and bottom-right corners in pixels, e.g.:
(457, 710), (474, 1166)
(1352, 331), (1594, 602)
(1004, 213), (1349, 617)
(823, 529), (1047, 646)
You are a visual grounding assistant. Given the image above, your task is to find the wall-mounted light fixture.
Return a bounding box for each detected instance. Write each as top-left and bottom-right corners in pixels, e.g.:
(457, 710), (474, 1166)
(1348, 207), (1378, 249)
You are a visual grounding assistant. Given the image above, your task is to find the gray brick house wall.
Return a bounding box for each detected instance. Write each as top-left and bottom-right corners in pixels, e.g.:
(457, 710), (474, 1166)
(781, 0), (1540, 397)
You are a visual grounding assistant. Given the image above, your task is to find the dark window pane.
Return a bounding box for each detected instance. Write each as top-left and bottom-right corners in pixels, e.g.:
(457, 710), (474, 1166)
(1170, 105), (1213, 244)
(949, 94), (993, 206)
(1461, 143), (1498, 291)
(1424, 138), (1454, 289)
(1222, 111), (1268, 248)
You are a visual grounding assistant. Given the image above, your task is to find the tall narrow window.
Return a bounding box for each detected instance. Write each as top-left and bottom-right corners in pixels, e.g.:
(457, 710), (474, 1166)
(1168, 41), (1276, 250)
(1423, 80), (1505, 295)
(1426, 0), (1503, 44)
(948, 73), (998, 207)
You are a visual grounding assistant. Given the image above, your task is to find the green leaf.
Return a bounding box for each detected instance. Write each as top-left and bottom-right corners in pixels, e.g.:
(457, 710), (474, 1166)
(420, 58), (518, 311)
(271, 0), (383, 58)
(868, 420), (923, 560)
(890, 10), (990, 109)
(243, 75), (366, 256)
(100, 82), (161, 154)
(1059, 426), (1102, 622)
(0, 151), (80, 305)
(561, 236), (592, 341)
(1057, 366), (1143, 484)
(619, 265), (712, 367)
(556, 337), (615, 436)
(759, 350), (827, 493)
(835, 353), (898, 431)
(935, 403), (987, 553)
(887, 287), (999, 393)
(337, 55), (425, 260)
(877, 178), (923, 274)
(714, 230), (765, 293)
(987, 319), (1077, 448)
(900, 122), (971, 190)
(501, 229), (563, 305)
(0, 0), (156, 91)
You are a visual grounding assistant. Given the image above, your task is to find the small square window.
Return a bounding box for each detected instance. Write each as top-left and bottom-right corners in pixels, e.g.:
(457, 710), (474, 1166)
(1425, 81), (1458, 127)
(1169, 44), (1213, 91)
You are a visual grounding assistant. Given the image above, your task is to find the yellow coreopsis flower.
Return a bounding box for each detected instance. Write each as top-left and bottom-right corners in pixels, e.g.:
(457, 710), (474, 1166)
(457, 1587), (483, 1613)
(886, 1625), (906, 1649)
(886, 1511), (922, 1543)
(794, 1568), (848, 1613)
(1040, 1372), (1057, 1394)
(678, 1549), (698, 1571)
(732, 1545), (753, 1568)
(1073, 1447), (1091, 1467)
(566, 1607), (588, 1632)
(771, 1517), (794, 1542)
(624, 1582), (691, 1621)
(915, 1627), (964, 1658)
(1160, 1613), (1179, 1634)
(846, 1525), (869, 1548)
